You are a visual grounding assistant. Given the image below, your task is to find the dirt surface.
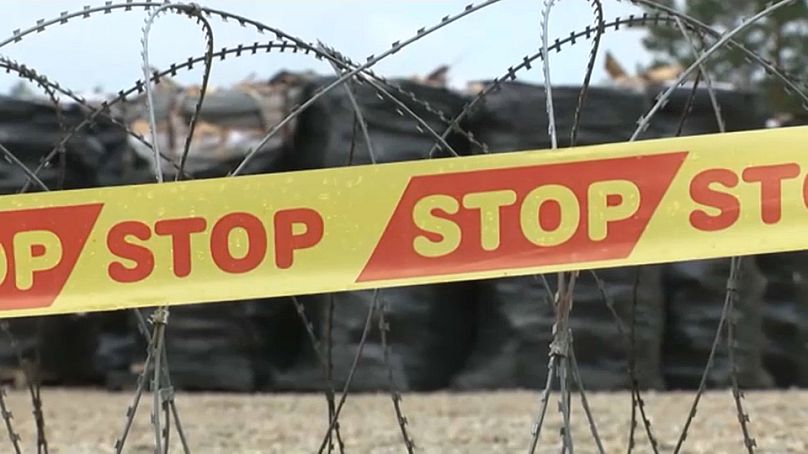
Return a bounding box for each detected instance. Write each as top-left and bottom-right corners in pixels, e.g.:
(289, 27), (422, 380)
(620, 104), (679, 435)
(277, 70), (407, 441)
(0, 388), (806, 453)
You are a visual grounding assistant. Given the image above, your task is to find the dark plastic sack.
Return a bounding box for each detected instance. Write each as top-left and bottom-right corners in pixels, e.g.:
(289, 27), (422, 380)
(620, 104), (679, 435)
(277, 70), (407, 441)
(466, 81), (649, 152)
(287, 75), (470, 170)
(662, 259), (773, 388)
(755, 252), (808, 387)
(0, 96), (103, 192)
(454, 267), (665, 391)
(276, 284), (474, 392)
(641, 84), (766, 138)
(153, 299), (301, 392)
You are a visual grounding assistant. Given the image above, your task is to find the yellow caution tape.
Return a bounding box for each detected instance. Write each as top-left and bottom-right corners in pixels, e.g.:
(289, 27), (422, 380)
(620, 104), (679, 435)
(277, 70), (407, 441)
(0, 126), (806, 318)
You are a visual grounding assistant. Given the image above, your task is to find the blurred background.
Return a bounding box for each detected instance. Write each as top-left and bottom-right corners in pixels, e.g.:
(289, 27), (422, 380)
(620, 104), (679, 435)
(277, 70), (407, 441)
(1, 0), (807, 395)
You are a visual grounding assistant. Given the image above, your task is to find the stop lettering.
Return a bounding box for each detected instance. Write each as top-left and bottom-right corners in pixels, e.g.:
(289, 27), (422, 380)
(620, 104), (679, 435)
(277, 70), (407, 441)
(689, 162), (804, 231)
(358, 152), (687, 282)
(106, 208), (324, 283)
(411, 179), (640, 258)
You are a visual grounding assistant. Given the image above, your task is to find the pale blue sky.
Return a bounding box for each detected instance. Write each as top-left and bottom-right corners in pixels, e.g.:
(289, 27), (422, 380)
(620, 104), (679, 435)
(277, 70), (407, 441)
(0, 1), (652, 95)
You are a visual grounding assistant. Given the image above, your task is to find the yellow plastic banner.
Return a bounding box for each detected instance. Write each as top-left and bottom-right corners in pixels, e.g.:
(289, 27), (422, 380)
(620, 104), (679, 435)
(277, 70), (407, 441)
(0, 126), (807, 318)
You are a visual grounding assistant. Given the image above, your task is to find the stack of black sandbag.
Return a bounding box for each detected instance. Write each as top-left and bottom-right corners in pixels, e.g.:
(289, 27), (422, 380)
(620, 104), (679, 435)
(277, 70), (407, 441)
(452, 81), (666, 391)
(643, 84), (773, 389)
(662, 259), (772, 388)
(112, 74), (311, 391)
(642, 83), (764, 139)
(755, 244), (808, 388)
(0, 95), (135, 385)
(276, 285), (474, 392)
(156, 301), (300, 392)
(464, 82), (651, 152)
(454, 269), (665, 390)
(274, 76), (475, 392)
(0, 96), (103, 192)
(286, 76), (469, 169)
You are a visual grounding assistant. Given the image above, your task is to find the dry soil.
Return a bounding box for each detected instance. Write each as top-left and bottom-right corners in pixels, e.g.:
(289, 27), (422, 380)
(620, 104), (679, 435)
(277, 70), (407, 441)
(0, 388), (806, 453)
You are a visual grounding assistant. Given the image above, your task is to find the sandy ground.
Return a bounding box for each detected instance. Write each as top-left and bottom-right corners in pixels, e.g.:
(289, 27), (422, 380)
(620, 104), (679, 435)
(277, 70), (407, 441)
(0, 388), (805, 453)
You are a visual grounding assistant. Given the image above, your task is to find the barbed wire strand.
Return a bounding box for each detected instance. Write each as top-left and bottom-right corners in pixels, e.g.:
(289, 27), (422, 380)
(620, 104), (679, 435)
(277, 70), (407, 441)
(533, 275), (556, 303)
(584, 269), (656, 454)
(316, 290), (380, 454)
(622, 6), (797, 448)
(140, 4), (216, 451)
(540, 0), (568, 448)
(285, 51), (368, 448)
(0, 384), (21, 454)
(541, 0), (560, 150)
(0, 17), (473, 182)
(142, 3), (214, 183)
(626, 271), (641, 454)
(0, 322), (48, 454)
(318, 46), (420, 450)
(114, 316), (158, 453)
(149, 309), (168, 454)
(322, 44), (378, 165)
(624, 40), (699, 454)
(568, 337), (605, 454)
(671, 13), (756, 453)
(305, 44), (459, 158)
(0, 142), (49, 192)
(537, 1), (608, 450)
(570, 0), (604, 147)
(670, 259), (739, 453)
(627, 270), (660, 454)
(131, 309), (191, 454)
(159, 340), (189, 454)
(556, 273), (577, 454)
(588, 271), (629, 338)
(0, 2), (161, 50)
(727, 258), (757, 453)
(590, 268), (659, 452)
(676, 21), (758, 451)
(226, 0), (506, 175)
(432, 14), (662, 158)
(326, 294), (346, 454)
(286, 296), (345, 452)
(378, 296), (416, 453)
(528, 356), (558, 454)
(631, 12), (764, 440)
(174, 10), (215, 181)
(675, 18), (726, 134)
(320, 43), (421, 452)
(674, 70), (704, 136)
(42, 71), (68, 191)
